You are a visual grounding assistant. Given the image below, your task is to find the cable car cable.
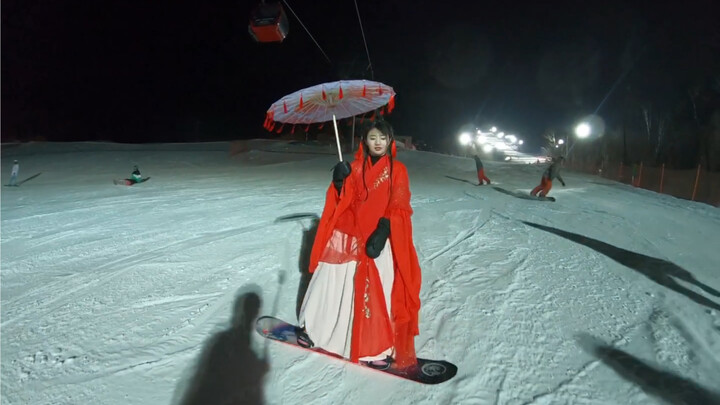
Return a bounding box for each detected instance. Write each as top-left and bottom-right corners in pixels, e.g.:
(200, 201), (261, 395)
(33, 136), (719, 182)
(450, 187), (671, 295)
(353, 0), (374, 80)
(281, 0), (332, 64)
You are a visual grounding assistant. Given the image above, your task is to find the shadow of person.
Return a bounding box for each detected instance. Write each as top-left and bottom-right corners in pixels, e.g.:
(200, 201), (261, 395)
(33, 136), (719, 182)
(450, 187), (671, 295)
(576, 333), (720, 404)
(492, 186), (555, 201)
(492, 186), (528, 198)
(296, 217), (319, 319)
(177, 288), (268, 405)
(444, 175), (477, 185)
(522, 221), (720, 312)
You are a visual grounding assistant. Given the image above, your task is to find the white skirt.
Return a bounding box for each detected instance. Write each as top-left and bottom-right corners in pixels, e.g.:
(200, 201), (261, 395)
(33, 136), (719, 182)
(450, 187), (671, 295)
(299, 231), (394, 361)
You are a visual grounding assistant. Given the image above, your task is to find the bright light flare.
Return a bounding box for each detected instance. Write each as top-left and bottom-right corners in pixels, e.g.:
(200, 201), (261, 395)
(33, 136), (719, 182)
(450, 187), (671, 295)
(575, 122), (591, 138)
(459, 132), (473, 145)
(482, 144), (494, 153)
(494, 142), (510, 151)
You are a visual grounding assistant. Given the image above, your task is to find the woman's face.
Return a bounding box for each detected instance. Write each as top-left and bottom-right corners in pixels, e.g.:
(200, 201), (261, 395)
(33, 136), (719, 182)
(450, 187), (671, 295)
(365, 128), (390, 157)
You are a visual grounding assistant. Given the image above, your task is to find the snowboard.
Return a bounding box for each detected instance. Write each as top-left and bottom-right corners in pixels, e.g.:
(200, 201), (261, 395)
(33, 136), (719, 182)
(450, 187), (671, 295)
(113, 177), (151, 186)
(256, 316), (457, 384)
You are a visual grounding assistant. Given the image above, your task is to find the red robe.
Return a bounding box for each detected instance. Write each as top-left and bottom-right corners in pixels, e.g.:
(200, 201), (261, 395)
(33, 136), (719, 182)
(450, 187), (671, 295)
(309, 144), (422, 367)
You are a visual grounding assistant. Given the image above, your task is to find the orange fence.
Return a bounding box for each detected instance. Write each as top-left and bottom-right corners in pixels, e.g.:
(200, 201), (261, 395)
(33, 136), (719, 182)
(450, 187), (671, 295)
(567, 160), (720, 207)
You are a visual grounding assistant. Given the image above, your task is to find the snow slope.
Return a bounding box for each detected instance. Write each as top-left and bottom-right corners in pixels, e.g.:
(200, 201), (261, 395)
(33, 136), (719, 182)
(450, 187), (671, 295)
(2, 141), (719, 405)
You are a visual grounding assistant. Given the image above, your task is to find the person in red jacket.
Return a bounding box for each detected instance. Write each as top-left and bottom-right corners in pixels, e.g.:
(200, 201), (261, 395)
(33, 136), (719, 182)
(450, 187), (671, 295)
(473, 155), (491, 185)
(297, 120), (422, 371)
(531, 156), (566, 197)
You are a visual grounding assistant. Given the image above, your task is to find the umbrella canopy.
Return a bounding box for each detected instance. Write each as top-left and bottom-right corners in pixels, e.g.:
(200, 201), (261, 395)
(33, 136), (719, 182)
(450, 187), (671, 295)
(263, 80), (395, 131)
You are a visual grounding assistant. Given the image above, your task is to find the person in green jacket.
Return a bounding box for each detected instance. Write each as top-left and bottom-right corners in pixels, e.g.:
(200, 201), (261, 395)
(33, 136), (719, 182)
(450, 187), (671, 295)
(114, 165), (144, 186)
(130, 165), (142, 183)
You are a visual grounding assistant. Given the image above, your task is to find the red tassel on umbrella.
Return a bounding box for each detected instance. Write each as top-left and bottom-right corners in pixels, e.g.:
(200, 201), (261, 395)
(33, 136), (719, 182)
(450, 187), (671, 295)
(283, 102), (288, 114)
(388, 94), (395, 113)
(322, 89), (327, 100)
(362, 85), (367, 97)
(305, 124), (310, 132)
(298, 95), (304, 110)
(276, 123), (285, 134)
(264, 111), (275, 130)
(380, 107), (385, 116)
(378, 85), (383, 96)
(318, 123), (325, 130)
(339, 86), (344, 99)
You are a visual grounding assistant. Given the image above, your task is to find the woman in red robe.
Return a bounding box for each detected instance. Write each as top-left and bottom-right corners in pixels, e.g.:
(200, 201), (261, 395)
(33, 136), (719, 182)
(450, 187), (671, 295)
(298, 120), (422, 370)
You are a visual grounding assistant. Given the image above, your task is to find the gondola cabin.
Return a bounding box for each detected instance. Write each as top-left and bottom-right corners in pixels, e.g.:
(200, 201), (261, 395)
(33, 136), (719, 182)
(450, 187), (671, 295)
(248, 2), (289, 43)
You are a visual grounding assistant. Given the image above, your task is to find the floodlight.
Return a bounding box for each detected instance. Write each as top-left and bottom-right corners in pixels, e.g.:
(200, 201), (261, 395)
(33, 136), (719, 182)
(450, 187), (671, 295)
(575, 122), (591, 138)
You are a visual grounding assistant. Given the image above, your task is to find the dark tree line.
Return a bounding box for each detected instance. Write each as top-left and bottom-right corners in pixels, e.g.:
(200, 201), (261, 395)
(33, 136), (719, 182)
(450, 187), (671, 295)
(541, 13), (720, 172)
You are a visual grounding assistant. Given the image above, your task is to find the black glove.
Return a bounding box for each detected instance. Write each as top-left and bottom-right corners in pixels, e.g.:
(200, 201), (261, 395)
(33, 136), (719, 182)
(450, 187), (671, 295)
(366, 217), (390, 259)
(332, 161), (352, 192)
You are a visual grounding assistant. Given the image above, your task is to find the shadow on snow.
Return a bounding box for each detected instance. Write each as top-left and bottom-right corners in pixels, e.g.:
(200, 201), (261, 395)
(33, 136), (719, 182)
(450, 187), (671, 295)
(522, 221), (720, 312)
(175, 286), (268, 405)
(576, 333), (720, 404)
(444, 175), (478, 186)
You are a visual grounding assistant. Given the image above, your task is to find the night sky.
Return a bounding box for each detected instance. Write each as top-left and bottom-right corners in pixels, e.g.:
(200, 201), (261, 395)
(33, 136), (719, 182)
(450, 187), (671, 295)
(2, 0), (718, 152)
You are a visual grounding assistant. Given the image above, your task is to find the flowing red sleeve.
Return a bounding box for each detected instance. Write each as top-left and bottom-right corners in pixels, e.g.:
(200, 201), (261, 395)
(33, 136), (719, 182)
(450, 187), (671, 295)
(308, 164), (360, 273)
(386, 162), (422, 367)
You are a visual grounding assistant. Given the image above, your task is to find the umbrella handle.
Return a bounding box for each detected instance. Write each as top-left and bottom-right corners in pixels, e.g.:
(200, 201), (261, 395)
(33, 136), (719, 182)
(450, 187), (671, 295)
(332, 114), (343, 161)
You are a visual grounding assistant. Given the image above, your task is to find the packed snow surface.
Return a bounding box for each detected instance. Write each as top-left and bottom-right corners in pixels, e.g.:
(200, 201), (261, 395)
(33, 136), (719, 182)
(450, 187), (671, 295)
(2, 141), (719, 404)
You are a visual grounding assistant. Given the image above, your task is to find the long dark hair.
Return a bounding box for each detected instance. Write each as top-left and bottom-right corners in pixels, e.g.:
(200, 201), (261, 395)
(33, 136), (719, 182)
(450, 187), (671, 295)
(359, 119), (395, 200)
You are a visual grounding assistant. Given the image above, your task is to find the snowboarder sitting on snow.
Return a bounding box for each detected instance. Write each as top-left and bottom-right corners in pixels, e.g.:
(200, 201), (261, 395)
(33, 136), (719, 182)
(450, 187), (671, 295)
(530, 156), (565, 197)
(124, 165), (142, 184)
(473, 155), (491, 185)
(297, 120), (423, 371)
(116, 165), (143, 186)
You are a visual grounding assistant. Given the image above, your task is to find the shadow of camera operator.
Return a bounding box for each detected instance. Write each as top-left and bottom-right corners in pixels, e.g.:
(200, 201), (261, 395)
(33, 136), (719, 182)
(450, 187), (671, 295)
(176, 287), (268, 405)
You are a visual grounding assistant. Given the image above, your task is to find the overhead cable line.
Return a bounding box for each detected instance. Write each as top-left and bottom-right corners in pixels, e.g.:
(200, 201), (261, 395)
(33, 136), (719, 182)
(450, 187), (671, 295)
(353, 0), (374, 79)
(282, 0), (332, 64)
